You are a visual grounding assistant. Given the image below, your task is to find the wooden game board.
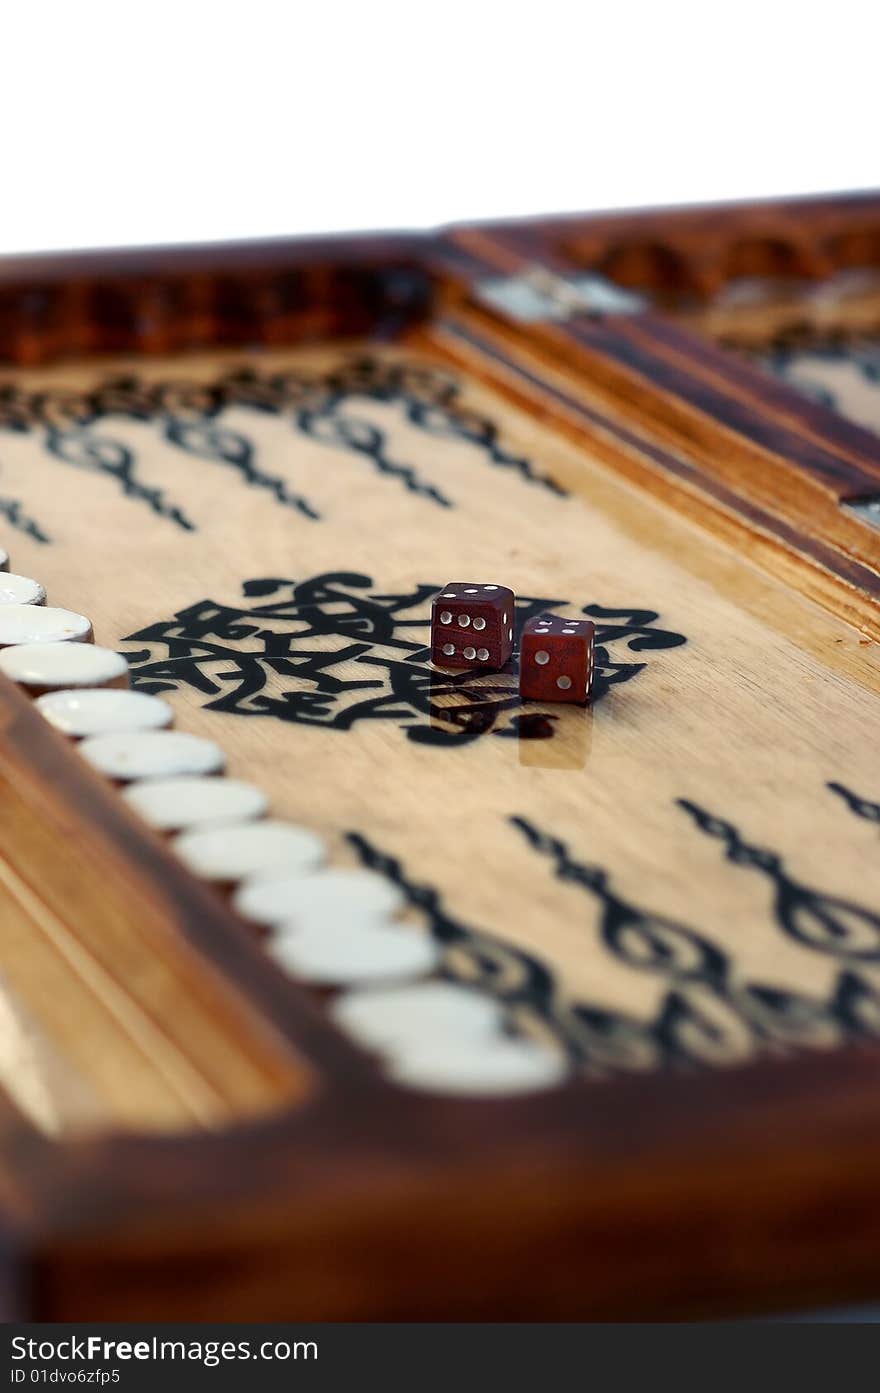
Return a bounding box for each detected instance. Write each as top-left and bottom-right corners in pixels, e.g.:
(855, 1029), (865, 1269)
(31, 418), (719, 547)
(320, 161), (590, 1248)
(1, 191), (879, 1318)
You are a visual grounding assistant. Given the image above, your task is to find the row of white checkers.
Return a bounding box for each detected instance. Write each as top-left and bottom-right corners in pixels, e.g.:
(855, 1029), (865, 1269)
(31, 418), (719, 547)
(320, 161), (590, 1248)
(0, 548), (568, 1096)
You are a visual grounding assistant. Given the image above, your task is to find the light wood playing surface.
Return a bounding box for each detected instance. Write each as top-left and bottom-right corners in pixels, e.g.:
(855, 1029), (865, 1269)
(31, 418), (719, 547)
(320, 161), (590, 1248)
(1, 340), (879, 1128)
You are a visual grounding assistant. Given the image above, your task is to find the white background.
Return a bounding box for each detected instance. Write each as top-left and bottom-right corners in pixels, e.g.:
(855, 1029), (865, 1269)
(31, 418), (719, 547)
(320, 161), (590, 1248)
(2, 0), (877, 255)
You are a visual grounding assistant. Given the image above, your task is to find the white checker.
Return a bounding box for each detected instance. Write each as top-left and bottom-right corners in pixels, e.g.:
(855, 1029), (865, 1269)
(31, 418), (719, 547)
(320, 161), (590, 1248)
(0, 605), (91, 646)
(0, 641), (128, 690)
(36, 689), (172, 737)
(388, 1039), (568, 1096)
(235, 867), (403, 929)
(270, 922), (439, 986)
(331, 981), (503, 1052)
(173, 820), (325, 882)
(80, 730), (224, 781)
(123, 775), (268, 831)
(0, 574), (46, 606)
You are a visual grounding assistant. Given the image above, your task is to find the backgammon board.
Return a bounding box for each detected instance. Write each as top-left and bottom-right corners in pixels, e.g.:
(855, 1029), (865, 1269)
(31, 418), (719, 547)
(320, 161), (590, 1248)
(1, 191), (879, 1320)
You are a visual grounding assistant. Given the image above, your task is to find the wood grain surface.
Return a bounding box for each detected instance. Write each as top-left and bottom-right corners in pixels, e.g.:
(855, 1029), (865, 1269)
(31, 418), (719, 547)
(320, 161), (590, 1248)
(0, 677), (312, 1133)
(1, 340), (878, 1088)
(0, 193), (879, 1319)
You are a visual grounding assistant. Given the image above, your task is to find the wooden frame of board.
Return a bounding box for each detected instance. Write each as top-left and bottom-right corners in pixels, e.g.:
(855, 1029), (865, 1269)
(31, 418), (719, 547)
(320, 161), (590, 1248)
(1, 191), (879, 1320)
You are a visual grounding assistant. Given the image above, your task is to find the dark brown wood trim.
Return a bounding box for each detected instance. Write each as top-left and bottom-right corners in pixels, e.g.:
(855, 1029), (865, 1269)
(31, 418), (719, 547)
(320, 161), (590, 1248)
(424, 313), (880, 630)
(0, 233), (435, 365)
(14, 1032), (880, 1319)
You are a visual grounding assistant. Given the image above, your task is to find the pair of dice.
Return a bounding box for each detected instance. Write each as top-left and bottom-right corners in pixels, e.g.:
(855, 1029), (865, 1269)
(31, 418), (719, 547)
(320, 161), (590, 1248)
(430, 582), (595, 704)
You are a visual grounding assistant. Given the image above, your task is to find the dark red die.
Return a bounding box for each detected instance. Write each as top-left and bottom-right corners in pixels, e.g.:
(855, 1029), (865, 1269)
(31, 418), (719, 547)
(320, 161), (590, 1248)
(519, 613), (595, 704)
(431, 582), (516, 670)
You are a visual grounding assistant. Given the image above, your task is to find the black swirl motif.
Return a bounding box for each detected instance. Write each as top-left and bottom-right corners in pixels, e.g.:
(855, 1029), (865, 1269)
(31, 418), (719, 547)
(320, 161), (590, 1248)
(164, 417), (320, 521)
(678, 799), (880, 960)
(0, 356), (568, 513)
(349, 826), (880, 1075)
(295, 408), (452, 508)
(0, 494), (49, 544)
(46, 429), (194, 533)
(347, 828), (650, 1072)
(511, 815), (728, 986)
(123, 573), (686, 748)
(828, 781), (880, 826)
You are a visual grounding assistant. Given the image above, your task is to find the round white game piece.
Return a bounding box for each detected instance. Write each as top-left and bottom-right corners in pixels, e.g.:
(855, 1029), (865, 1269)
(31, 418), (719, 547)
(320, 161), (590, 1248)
(122, 776), (268, 832)
(388, 1039), (568, 1096)
(0, 641), (128, 690)
(0, 574), (46, 606)
(234, 867), (403, 929)
(36, 689), (173, 737)
(0, 546), (8, 572)
(80, 730), (224, 781)
(331, 981), (502, 1053)
(270, 922), (439, 986)
(0, 605), (92, 647)
(173, 820), (325, 882)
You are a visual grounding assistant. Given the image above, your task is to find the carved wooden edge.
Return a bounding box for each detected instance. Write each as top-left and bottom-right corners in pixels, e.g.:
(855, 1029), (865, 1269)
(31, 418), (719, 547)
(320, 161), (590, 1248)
(1, 190), (877, 363)
(0, 233), (434, 365)
(468, 189), (880, 303)
(440, 220), (880, 640)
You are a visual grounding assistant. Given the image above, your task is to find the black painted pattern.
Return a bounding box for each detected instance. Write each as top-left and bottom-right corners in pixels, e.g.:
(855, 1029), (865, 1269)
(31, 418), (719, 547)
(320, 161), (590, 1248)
(164, 417), (320, 520)
(0, 355), (569, 538)
(678, 799), (880, 960)
(350, 821), (880, 1075)
(46, 429), (195, 532)
(123, 572), (685, 747)
(0, 493), (49, 544)
(828, 781), (880, 826)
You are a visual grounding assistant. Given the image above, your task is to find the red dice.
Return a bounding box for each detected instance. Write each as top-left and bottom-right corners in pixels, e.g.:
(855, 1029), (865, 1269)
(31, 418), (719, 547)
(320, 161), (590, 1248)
(519, 613), (595, 704)
(431, 582), (515, 670)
